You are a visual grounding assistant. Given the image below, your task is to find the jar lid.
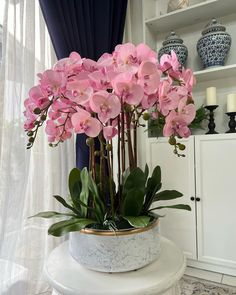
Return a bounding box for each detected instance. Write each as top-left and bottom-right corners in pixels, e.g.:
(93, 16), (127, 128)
(202, 18), (226, 35)
(162, 31), (183, 46)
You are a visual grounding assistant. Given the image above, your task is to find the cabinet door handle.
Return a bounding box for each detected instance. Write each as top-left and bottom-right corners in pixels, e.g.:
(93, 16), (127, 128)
(190, 197), (195, 201)
(196, 197), (200, 202)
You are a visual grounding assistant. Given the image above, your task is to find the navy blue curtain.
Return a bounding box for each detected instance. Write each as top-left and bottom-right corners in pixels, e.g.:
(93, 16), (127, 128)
(39, 0), (127, 169)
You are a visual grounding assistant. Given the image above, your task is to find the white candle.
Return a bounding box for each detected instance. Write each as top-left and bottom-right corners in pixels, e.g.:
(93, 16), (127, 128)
(227, 94), (236, 112)
(206, 87), (217, 106)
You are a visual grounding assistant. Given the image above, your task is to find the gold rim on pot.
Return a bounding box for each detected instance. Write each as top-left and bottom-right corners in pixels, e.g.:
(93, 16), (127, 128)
(80, 219), (159, 236)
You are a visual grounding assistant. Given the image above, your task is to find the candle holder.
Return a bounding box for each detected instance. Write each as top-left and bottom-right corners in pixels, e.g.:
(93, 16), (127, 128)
(204, 105), (219, 134)
(225, 112), (236, 133)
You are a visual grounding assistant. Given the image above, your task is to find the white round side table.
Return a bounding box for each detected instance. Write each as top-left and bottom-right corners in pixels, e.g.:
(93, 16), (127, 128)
(44, 236), (186, 295)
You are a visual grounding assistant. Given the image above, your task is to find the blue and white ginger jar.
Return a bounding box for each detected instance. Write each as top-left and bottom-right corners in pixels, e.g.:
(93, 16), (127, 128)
(197, 18), (231, 69)
(158, 31), (188, 66)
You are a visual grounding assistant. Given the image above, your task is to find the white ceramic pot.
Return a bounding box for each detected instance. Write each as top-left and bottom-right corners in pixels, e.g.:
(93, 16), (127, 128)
(69, 219), (161, 273)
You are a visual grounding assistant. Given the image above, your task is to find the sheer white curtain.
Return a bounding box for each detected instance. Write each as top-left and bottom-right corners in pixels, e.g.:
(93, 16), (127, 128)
(0, 1), (75, 294)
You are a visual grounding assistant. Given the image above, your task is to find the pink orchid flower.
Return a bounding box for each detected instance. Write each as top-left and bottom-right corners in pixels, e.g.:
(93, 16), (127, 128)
(45, 120), (59, 142)
(27, 86), (50, 110)
(38, 69), (67, 95)
(103, 126), (118, 140)
(114, 43), (138, 73)
(112, 72), (144, 105)
(178, 97), (196, 124)
(88, 68), (116, 91)
(53, 52), (83, 74)
(141, 94), (158, 109)
(158, 80), (180, 116)
(180, 68), (196, 92)
(159, 50), (180, 73)
(163, 110), (191, 138)
(71, 108), (101, 137)
(90, 90), (121, 123)
(138, 61), (161, 95)
(66, 78), (93, 105)
(136, 43), (157, 63)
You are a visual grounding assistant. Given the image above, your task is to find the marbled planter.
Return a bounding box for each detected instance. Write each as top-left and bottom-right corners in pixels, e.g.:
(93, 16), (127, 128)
(69, 219), (161, 273)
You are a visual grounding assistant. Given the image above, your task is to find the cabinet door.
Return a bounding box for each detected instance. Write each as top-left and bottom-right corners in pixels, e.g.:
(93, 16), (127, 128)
(146, 136), (197, 260)
(195, 134), (236, 269)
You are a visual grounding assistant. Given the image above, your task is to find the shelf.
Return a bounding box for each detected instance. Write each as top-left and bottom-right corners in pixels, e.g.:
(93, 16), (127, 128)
(194, 64), (236, 83)
(145, 0), (236, 33)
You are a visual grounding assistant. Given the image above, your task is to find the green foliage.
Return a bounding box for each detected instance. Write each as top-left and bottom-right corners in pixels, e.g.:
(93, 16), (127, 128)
(153, 190), (183, 202)
(31, 164), (191, 235)
(53, 195), (79, 215)
(48, 218), (96, 237)
(149, 204), (191, 211)
(29, 211), (76, 218)
(124, 216), (151, 228)
(80, 168), (89, 217)
(122, 188), (145, 216)
(68, 168), (82, 212)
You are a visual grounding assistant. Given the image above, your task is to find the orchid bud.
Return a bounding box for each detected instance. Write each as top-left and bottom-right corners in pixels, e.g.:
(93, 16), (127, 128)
(86, 138), (94, 146)
(27, 131), (33, 137)
(168, 136), (176, 145)
(33, 108), (41, 115)
(142, 113), (150, 121)
(106, 144), (112, 151)
(29, 137), (34, 143)
(178, 144), (186, 151)
(94, 151), (100, 157)
(41, 114), (46, 121)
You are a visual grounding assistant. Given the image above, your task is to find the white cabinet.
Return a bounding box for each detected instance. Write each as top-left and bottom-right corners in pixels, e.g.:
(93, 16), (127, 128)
(195, 134), (236, 271)
(147, 136), (197, 260)
(146, 134), (236, 275)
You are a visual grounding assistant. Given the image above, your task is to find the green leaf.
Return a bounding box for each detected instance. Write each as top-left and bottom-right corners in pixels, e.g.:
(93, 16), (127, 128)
(68, 168), (81, 211)
(149, 204), (191, 211)
(152, 166), (161, 184)
(53, 195), (79, 215)
(48, 218), (96, 237)
(122, 188), (145, 216)
(124, 216), (151, 228)
(122, 167), (130, 185)
(123, 167), (146, 194)
(87, 172), (105, 223)
(153, 190), (183, 202)
(29, 211), (76, 219)
(80, 168), (89, 217)
(144, 164), (149, 182)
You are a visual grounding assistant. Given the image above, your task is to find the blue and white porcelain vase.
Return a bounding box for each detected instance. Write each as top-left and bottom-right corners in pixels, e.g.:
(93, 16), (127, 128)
(197, 18), (231, 69)
(158, 31), (188, 66)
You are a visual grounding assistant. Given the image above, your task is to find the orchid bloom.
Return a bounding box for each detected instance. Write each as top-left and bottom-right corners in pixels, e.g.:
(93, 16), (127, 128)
(112, 72), (144, 105)
(138, 61), (161, 95)
(38, 69), (67, 95)
(163, 110), (191, 138)
(158, 80), (180, 116)
(136, 43), (157, 63)
(159, 50), (180, 73)
(71, 108), (101, 137)
(66, 78), (93, 105)
(114, 43), (138, 73)
(103, 126), (118, 140)
(178, 97), (196, 124)
(90, 90), (121, 123)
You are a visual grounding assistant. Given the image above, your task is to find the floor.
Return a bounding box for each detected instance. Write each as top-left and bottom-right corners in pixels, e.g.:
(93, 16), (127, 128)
(185, 267), (236, 287)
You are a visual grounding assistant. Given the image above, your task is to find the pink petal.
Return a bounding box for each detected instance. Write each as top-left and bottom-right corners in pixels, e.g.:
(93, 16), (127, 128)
(86, 117), (102, 137)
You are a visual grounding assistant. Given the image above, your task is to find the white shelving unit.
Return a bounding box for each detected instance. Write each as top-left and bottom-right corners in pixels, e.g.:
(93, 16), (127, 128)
(194, 64), (236, 83)
(142, 0), (236, 136)
(144, 0), (236, 33)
